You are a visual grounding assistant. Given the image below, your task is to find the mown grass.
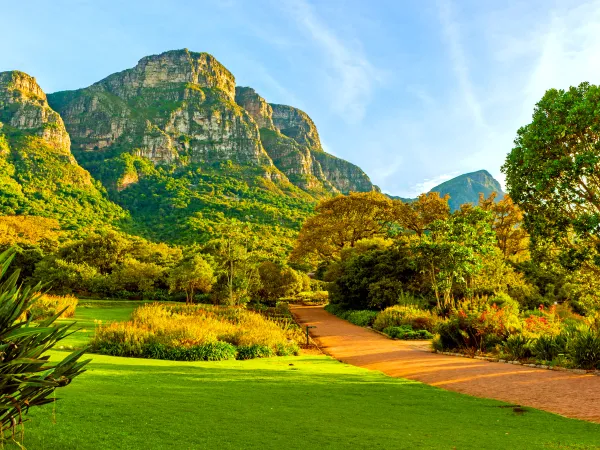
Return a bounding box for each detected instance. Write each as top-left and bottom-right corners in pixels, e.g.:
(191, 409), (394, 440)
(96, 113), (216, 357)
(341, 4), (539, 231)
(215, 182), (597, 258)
(10, 353), (600, 450)
(13, 301), (599, 449)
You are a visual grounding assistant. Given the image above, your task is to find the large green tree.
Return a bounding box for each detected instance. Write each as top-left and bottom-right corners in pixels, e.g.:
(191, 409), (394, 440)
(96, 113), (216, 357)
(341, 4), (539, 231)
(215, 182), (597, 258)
(414, 207), (496, 308)
(503, 82), (600, 273)
(167, 255), (215, 304)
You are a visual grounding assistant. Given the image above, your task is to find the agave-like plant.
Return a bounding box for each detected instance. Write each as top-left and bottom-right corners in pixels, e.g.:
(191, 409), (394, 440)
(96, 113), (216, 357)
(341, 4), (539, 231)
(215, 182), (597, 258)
(0, 248), (89, 441)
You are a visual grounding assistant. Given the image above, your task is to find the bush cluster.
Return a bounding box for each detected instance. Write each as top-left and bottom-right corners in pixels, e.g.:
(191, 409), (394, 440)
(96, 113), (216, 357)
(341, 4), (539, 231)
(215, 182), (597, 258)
(91, 303), (301, 361)
(280, 290), (329, 305)
(373, 305), (438, 333)
(433, 299), (600, 370)
(326, 303), (438, 338)
(28, 294), (78, 320)
(382, 325), (433, 340)
(324, 304), (378, 327)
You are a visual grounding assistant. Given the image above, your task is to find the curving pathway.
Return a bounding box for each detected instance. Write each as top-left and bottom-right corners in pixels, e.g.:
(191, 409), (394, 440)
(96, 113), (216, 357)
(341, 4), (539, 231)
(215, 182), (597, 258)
(291, 305), (600, 423)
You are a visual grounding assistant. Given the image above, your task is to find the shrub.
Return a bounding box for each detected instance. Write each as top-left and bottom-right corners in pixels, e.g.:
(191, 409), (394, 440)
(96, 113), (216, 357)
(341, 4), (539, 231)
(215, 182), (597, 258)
(0, 249), (88, 441)
(92, 303), (302, 360)
(521, 305), (562, 338)
(503, 334), (532, 360)
(487, 293), (519, 312)
(531, 334), (566, 361)
(373, 305), (438, 332)
(435, 301), (519, 352)
(142, 341), (237, 361)
(568, 328), (600, 370)
(282, 290), (328, 305)
(324, 304), (378, 327)
(383, 325), (433, 340)
(236, 344), (274, 360)
(344, 310), (378, 327)
(324, 303), (345, 316)
(28, 293), (78, 320)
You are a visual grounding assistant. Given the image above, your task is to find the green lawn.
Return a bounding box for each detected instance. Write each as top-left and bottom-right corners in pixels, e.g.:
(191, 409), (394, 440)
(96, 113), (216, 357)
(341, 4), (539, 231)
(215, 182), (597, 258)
(11, 301), (600, 449)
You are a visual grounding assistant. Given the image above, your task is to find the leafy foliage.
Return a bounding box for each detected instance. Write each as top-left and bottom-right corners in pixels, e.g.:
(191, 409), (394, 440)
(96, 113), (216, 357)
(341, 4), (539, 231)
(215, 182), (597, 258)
(290, 191), (395, 265)
(0, 130), (125, 230)
(0, 249), (89, 441)
(168, 255), (215, 304)
(28, 294), (78, 320)
(503, 82), (600, 274)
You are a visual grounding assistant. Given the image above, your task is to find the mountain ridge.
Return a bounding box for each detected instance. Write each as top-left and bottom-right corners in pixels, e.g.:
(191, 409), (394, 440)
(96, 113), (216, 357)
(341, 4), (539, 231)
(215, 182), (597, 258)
(48, 49), (376, 197)
(1, 50), (504, 245)
(390, 170), (505, 210)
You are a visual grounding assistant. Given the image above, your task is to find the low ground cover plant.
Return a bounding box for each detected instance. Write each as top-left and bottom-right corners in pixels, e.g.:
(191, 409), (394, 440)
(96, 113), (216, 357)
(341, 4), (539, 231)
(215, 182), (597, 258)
(383, 325), (433, 340)
(324, 304), (378, 327)
(91, 303), (301, 361)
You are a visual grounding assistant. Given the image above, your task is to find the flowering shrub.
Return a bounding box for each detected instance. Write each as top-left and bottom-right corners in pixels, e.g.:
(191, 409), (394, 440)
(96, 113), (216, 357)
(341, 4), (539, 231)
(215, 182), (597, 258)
(435, 301), (520, 352)
(521, 305), (562, 338)
(91, 303), (301, 360)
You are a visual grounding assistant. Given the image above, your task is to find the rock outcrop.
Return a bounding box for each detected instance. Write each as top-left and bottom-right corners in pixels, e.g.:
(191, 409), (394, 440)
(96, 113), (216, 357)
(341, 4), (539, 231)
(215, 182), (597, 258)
(396, 170), (505, 210)
(48, 49), (272, 171)
(0, 71), (71, 154)
(270, 104), (322, 151)
(235, 87), (275, 130)
(0, 71), (123, 224)
(235, 86), (377, 195)
(429, 170), (504, 210)
(48, 49), (376, 196)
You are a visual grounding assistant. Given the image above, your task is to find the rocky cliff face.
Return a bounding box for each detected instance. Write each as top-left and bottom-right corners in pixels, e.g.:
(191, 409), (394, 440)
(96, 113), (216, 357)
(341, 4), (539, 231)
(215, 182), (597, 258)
(48, 49), (376, 196)
(0, 71), (71, 155)
(270, 104), (322, 150)
(0, 71), (123, 224)
(235, 86), (376, 195)
(235, 87), (275, 130)
(48, 49), (273, 175)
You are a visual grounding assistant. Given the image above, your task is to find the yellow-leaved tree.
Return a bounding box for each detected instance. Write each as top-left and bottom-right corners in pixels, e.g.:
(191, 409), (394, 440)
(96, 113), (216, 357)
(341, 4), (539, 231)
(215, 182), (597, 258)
(290, 192), (395, 266)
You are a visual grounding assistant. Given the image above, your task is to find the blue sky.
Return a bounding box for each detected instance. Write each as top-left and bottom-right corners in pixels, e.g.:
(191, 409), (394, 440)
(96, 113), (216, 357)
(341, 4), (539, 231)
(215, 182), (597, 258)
(2, 0), (600, 196)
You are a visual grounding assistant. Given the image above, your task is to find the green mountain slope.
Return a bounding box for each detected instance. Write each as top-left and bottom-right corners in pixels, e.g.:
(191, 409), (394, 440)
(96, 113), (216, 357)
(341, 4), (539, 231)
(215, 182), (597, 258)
(0, 71), (125, 229)
(390, 170), (505, 210)
(429, 170), (504, 210)
(45, 49), (376, 245)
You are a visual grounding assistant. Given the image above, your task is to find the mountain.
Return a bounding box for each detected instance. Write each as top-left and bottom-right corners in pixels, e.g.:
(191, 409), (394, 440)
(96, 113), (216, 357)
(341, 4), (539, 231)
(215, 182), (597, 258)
(43, 49), (376, 244)
(1, 50), (504, 248)
(48, 49), (375, 197)
(0, 71), (124, 229)
(429, 170), (504, 210)
(389, 170), (504, 210)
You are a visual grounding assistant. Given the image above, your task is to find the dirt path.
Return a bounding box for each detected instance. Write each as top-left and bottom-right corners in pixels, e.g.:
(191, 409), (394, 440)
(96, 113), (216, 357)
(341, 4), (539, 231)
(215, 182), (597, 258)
(291, 305), (600, 423)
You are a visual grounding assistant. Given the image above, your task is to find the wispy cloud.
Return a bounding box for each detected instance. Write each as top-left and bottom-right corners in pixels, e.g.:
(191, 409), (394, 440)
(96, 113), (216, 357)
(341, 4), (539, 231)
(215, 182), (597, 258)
(411, 172), (459, 196)
(437, 0), (486, 128)
(281, 0), (379, 123)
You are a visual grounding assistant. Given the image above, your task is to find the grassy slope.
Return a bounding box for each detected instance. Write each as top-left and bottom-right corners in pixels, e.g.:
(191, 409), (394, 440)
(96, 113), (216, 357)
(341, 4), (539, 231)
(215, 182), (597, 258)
(13, 302), (600, 450)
